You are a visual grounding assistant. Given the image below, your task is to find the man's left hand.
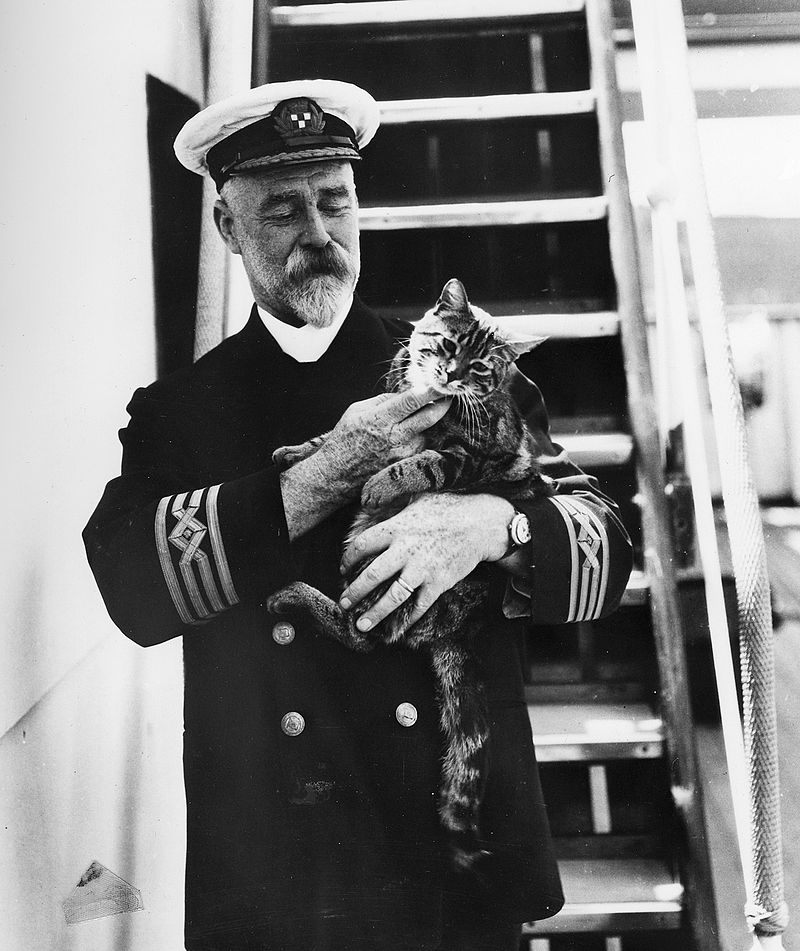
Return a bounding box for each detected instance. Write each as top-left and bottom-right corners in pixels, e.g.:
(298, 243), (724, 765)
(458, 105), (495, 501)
(339, 492), (515, 634)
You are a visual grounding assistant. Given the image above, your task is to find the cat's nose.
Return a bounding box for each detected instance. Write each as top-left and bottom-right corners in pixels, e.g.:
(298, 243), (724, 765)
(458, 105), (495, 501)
(445, 368), (460, 383)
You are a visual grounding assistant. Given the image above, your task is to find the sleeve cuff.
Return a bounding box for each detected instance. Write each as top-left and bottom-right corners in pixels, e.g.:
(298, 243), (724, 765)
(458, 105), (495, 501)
(154, 466), (294, 624)
(503, 494), (625, 624)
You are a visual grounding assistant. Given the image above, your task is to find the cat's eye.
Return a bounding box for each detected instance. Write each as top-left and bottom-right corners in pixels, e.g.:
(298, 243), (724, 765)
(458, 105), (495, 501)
(470, 361), (491, 374)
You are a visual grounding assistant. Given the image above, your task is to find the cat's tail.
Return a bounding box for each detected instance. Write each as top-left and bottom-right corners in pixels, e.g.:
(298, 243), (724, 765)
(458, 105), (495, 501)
(430, 641), (491, 871)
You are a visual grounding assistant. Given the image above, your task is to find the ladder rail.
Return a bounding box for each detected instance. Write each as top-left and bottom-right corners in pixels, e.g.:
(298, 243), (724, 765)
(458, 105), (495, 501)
(585, 1), (722, 948)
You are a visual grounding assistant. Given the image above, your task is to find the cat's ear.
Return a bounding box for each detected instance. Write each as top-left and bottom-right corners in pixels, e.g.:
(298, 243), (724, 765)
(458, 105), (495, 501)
(488, 315), (548, 358)
(436, 278), (469, 312)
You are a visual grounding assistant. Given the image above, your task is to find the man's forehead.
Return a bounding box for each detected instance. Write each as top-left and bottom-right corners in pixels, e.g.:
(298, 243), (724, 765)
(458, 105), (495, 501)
(246, 160), (355, 196)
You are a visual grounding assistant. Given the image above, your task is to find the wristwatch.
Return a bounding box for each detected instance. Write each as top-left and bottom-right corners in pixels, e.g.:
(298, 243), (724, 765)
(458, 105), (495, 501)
(505, 509), (531, 555)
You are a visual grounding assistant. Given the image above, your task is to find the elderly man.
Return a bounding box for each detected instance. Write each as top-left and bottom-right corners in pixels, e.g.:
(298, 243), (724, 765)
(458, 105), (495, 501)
(84, 80), (632, 951)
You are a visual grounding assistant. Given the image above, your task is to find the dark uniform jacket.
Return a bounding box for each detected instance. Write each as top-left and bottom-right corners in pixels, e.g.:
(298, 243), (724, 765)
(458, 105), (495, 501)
(84, 298), (633, 951)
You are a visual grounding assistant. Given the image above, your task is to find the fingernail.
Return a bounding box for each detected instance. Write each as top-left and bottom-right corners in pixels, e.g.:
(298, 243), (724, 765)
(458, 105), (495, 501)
(356, 617), (373, 632)
(340, 597), (352, 611)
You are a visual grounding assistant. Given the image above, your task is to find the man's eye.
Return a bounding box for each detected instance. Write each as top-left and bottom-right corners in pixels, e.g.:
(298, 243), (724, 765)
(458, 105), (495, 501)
(264, 210), (295, 223)
(320, 203), (350, 216)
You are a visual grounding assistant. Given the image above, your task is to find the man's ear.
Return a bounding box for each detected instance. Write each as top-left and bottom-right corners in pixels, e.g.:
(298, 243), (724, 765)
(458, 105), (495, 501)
(213, 198), (242, 255)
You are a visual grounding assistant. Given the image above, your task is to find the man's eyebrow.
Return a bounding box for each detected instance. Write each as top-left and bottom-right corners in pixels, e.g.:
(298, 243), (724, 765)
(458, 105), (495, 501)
(256, 183), (353, 211)
(257, 188), (303, 209)
(317, 184), (352, 200)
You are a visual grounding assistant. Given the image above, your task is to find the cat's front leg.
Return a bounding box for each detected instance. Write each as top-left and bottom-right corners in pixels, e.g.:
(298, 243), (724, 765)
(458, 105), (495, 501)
(361, 449), (447, 508)
(272, 432), (330, 471)
(266, 582), (372, 652)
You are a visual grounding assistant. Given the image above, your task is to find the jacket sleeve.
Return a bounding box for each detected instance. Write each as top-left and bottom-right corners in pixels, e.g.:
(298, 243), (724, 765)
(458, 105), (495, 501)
(501, 366), (633, 625)
(83, 386), (296, 647)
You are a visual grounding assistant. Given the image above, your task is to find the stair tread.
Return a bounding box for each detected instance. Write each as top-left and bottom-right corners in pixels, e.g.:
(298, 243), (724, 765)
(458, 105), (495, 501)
(530, 702), (663, 761)
(496, 311), (619, 338)
(523, 858), (683, 933)
(550, 431), (633, 467)
(271, 0), (585, 29)
(379, 90), (595, 124)
(560, 858), (682, 904)
(359, 195), (607, 230)
(622, 569), (648, 605)
(370, 306), (620, 337)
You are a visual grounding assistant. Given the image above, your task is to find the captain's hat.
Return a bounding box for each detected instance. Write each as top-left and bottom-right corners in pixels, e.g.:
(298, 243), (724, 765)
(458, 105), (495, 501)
(174, 79), (380, 190)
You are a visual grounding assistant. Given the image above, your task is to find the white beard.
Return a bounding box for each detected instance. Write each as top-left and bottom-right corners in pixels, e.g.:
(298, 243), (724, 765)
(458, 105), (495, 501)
(281, 273), (353, 328)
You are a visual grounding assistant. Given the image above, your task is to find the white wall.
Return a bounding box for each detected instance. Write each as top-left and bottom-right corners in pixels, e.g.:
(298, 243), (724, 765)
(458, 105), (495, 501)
(0, 3), (206, 948)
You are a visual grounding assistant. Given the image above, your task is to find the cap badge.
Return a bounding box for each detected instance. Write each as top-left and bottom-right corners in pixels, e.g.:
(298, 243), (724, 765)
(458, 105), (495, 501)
(272, 98), (326, 140)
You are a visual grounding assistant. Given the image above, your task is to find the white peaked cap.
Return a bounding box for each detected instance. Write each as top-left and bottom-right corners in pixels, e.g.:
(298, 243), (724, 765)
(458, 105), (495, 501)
(174, 79), (381, 189)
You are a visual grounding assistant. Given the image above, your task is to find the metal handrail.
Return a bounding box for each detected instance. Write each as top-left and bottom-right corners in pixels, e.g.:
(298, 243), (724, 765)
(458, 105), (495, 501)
(629, 1), (788, 946)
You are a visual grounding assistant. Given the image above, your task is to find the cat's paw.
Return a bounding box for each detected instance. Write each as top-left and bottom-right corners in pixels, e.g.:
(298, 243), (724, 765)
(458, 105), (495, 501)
(265, 581), (317, 615)
(361, 470), (402, 509)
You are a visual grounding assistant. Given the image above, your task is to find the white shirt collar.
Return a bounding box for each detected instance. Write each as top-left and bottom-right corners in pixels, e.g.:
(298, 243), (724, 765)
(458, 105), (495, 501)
(256, 293), (353, 363)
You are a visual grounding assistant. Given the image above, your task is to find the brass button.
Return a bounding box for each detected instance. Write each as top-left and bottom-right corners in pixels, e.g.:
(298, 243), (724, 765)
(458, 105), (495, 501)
(272, 621), (295, 645)
(281, 712), (305, 737)
(395, 702), (418, 727)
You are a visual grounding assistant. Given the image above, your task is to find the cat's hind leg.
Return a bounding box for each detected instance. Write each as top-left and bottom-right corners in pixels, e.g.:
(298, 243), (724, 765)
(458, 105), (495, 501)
(430, 640), (491, 871)
(265, 582), (372, 652)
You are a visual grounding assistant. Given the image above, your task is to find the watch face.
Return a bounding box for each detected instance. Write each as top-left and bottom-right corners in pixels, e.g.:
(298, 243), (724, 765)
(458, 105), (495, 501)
(511, 512), (531, 546)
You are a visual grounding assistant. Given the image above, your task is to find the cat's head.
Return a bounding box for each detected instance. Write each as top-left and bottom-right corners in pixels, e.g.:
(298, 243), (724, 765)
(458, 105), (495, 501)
(406, 278), (545, 398)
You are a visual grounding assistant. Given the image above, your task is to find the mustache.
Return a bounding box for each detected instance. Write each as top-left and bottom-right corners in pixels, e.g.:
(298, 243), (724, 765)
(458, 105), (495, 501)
(285, 243), (353, 283)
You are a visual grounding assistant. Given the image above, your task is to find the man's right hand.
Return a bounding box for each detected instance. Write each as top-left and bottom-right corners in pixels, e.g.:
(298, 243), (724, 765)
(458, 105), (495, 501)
(313, 387), (452, 493)
(280, 387), (451, 540)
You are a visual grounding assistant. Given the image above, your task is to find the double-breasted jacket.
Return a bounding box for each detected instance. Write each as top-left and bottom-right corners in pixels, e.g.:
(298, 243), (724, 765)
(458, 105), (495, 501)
(84, 298), (632, 950)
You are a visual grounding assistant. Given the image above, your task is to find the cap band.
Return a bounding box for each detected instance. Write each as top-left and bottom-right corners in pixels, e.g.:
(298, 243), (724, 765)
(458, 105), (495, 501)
(206, 97), (361, 189)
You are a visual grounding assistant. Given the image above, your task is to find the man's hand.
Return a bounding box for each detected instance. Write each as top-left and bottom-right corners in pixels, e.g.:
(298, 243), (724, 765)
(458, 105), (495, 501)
(280, 388), (451, 540)
(312, 387), (451, 493)
(339, 493), (515, 634)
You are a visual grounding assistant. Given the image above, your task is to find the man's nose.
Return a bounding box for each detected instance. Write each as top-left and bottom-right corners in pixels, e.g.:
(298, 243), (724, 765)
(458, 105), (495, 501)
(300, 206), (331, 248)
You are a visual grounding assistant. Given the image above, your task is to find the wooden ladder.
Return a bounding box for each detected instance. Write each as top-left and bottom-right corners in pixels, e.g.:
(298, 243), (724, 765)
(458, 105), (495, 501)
(254, 2), (721, 948)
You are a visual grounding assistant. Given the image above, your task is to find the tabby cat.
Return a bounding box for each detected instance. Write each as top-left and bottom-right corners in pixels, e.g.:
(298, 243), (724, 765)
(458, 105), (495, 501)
(266, 278), (554, 869)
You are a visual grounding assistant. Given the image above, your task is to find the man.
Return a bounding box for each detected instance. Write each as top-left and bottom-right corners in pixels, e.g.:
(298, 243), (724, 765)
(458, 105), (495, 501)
(84, 79), (632, 950)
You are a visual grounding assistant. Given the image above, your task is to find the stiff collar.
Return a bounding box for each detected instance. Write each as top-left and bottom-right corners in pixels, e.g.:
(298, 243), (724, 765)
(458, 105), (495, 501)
(256, 293), (353, 363)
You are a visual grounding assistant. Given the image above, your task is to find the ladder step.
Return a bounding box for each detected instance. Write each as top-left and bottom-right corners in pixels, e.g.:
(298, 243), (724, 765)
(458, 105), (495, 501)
(359, 196), (607, 230)
(524, 859), (683, 934)
(271, 1), (585, 29)
(551, 431), (633, 467)
(621, 569), (648, 606)
(498, 311), (619, 338)
(530, 703), (663, 761)
(379, 91), (595, 125)
(527, 682), (648, 705)
(371, 305), (619, 338)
